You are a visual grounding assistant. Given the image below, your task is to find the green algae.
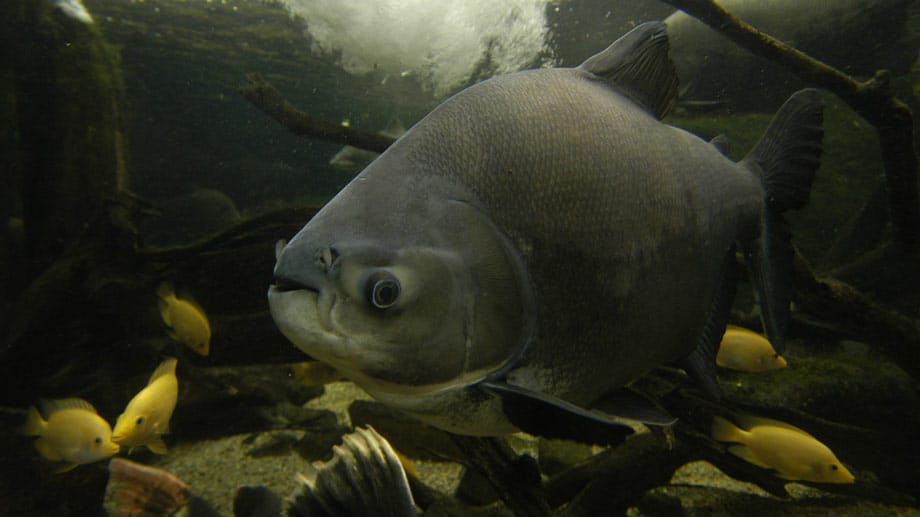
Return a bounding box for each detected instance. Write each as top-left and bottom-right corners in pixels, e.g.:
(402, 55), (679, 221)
(0, 0), (126, 299)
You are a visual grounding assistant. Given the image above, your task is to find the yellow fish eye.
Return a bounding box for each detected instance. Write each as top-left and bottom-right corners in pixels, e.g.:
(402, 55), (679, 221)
(830, 464), (839, 471)
(136, 416), (145, 426)
(94, 437), (103, 444)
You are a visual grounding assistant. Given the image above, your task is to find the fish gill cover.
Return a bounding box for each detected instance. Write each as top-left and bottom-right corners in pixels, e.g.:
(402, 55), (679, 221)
(275, 0), (554, 96)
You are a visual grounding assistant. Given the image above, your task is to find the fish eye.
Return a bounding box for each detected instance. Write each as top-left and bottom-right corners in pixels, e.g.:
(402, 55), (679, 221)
(830, 464), (839, 471)
(94, 437), (103, 444)
(136, 416), (145, 426)
(364, 271), (401, 309)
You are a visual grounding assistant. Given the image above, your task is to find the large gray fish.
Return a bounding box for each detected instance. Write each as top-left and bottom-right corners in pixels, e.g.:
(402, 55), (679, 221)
(268, 22), (823, 443)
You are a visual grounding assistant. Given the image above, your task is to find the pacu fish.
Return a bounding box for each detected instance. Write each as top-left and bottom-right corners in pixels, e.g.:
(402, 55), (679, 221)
(112, 357), (179, 454)
(22, 398), (121, 472)
(712, 415), (855, 484)
(268, 22), (824, 442)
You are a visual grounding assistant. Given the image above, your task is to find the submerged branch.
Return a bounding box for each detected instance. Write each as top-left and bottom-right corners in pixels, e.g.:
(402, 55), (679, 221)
(794, 250), (920, 378)
(449, 435), (552, 516)
(544, 431), (694, 511)
(660, 0), (919, 252)
(240, 73), (396, 152)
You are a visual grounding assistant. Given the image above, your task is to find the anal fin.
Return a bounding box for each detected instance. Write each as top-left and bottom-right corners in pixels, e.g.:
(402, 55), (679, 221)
(591, 388), (677, 426)
(56, 462), (79, 473)
(727, 443), (771, 470)
(480, 381), (635, 446)
(742, 211), (793, 354)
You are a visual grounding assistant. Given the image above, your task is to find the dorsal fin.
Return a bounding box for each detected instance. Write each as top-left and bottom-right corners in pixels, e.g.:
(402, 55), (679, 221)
(710, 134), (731, 156)
(149, 357), (178, 385)
(40, 397), (97, 417)
(578, 21), (679, 119)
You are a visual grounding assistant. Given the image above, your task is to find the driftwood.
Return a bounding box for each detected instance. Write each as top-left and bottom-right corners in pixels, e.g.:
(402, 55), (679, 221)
(660, 0), (919, 252)
(793, 250), (920, 378)
(449, 435), (552, 516)
(240, 73), (398, 153)
(544, 431), (693, 513)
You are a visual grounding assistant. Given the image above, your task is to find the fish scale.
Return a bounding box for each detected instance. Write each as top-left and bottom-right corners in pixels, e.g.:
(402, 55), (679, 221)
(394, 71), (757, 401)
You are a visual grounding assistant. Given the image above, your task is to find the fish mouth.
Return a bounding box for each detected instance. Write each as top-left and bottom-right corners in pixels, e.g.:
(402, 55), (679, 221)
(267, 283), (345, 362)
(269, 277), (311, 294)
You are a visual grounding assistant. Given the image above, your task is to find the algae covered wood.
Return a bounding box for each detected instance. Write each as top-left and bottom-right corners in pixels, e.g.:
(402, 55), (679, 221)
(0, 0), (126, 300)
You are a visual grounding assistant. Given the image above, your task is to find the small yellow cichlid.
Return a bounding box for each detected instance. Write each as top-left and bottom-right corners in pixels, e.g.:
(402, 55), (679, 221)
(291, 360), (346, 387)
(716, 325), (787, 372)
(711, 414), (855, 484)
(158, 282), (211, 356)
(112, 357), (179, 455)
(21, 398), (120, 472)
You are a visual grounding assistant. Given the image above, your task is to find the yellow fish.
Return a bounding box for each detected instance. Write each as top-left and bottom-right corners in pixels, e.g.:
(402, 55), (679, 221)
(21, 398), (120, 472)
(112, 357), (179, 455)
(716, 325), (787, 372)
(711, 414), (855, 484)
(291, 360), (346, 386)
(158, 282), (211, 356)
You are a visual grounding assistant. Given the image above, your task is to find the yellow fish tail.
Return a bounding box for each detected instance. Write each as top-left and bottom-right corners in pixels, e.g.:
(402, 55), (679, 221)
(711, 416), (746, 444)
(21, 406), (46, 436)
(157, 281), (176, 301)
(158, 282), (176, 327)
(149, 357), (178, 385)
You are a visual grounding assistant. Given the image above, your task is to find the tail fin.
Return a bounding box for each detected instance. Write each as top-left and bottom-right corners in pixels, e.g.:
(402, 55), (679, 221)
(156, 281), (175, 301)
(21, 406), (46, 436)
(711, 415), (745, 444)
(740, 89), (824, 354)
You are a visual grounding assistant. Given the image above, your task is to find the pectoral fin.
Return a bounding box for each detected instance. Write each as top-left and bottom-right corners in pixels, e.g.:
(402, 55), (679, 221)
(727, 443), (772, 470)
(480, 381), (635, 446)
(34, 439), (62, 462)
(590, 388), (677, 426)
(145, 436), (169, 455)
(56, 462), (79, 473)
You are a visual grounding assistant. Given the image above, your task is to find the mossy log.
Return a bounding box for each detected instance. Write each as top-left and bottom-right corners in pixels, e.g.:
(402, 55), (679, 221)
(0, 0), (127, 301)
(450, 435), (553, 516)
(793, 250), (920, 378)
(240, 73), (398, 153)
